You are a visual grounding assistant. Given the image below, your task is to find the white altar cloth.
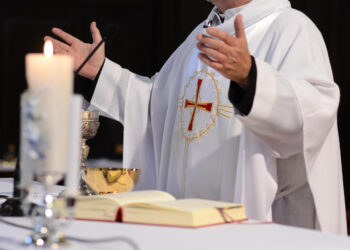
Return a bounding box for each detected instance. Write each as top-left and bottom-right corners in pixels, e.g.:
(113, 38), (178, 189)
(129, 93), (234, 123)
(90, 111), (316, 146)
(0, 178), (349, 250)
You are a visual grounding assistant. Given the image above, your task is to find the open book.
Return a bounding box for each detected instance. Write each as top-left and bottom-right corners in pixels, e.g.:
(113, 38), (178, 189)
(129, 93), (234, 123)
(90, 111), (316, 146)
(54, 190), (247, 228)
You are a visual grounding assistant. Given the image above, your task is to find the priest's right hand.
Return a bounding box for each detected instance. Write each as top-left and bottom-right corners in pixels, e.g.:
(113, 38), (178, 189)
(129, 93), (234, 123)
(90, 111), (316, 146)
(44, 21), (105, 81)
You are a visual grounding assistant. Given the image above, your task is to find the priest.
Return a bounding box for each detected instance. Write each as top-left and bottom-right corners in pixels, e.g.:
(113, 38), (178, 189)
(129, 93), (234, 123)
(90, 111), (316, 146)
(46, 0), (346, 234)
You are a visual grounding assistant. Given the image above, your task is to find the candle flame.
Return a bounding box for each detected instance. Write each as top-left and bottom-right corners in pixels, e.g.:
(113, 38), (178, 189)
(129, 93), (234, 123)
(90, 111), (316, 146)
(44, 40), (54, 57)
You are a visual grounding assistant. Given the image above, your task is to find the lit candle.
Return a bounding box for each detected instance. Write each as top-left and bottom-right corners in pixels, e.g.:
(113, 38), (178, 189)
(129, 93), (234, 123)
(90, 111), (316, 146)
(25, 41), (74, 175)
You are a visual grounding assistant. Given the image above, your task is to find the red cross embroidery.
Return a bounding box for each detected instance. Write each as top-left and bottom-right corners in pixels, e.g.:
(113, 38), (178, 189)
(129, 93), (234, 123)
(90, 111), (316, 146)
(185, 79), (213, 131)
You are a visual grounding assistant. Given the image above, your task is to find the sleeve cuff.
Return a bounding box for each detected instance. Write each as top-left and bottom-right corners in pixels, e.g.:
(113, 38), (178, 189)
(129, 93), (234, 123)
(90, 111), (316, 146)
(228, 56), (257, 116)
(82, 59), (106, 102)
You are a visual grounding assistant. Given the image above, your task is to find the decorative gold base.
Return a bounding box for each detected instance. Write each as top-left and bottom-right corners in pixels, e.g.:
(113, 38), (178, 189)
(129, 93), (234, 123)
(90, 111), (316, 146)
(81, 168), (141, 195)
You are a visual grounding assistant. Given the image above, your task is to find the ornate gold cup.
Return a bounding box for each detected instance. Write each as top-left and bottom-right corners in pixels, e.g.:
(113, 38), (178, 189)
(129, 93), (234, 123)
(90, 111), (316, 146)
(80, 110), (99, 195)
(81, 110), (100, 168)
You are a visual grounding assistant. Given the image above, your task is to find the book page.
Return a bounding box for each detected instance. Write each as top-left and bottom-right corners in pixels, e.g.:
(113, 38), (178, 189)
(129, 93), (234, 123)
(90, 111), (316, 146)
(55, 190), (176, 221)
(127, 199), (242, 211)
(123, 199), (246, 227)
(97, 190), (176, 206)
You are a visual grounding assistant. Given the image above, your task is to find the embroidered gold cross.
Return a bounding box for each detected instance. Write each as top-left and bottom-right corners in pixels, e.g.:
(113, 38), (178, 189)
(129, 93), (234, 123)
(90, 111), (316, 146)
(185, 79), (213, 131)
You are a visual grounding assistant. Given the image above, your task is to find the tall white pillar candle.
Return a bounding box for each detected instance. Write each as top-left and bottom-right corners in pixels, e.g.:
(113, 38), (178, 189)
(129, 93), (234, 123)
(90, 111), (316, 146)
(65, 95), (83, 196)
(25, 41), (74, 174)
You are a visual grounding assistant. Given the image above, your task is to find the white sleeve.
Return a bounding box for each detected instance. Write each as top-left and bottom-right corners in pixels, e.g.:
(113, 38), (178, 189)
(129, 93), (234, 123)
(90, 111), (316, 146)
(238, 13), (340, 160)
(88, 57), (157, 189)
(89, 58), (131, 124)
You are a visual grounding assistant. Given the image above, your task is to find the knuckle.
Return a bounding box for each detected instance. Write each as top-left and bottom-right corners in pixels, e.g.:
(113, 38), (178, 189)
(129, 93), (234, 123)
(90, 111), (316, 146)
(223, 33), (230, 41)
(202, 38), (210, 45)
(229, 50), (237, 58)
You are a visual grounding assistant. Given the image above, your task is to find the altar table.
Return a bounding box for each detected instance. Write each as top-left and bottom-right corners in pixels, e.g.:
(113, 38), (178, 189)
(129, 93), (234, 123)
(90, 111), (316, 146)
(1, 178), (350, 250)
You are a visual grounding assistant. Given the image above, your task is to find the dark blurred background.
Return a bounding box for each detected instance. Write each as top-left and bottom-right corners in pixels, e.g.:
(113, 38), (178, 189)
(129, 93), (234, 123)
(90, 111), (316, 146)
(0, 0), (348, 219)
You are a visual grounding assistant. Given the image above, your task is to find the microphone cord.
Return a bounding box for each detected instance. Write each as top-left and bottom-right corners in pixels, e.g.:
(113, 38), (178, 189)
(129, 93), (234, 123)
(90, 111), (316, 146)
(0, 216), (139, 250)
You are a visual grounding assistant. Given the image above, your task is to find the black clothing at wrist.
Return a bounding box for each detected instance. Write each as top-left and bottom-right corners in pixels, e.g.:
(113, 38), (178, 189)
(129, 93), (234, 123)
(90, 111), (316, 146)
(82, 59), (105, 102)
(228, 56), (257, 116)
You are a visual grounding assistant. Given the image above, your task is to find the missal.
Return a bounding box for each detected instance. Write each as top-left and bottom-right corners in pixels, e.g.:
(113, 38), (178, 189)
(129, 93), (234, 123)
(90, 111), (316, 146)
(54, 190), (247, 228)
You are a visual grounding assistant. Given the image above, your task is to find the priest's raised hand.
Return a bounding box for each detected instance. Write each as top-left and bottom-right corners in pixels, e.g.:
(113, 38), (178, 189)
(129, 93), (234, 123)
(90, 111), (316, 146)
(196, 14), (251, 90)
(44, 21), (105, 81)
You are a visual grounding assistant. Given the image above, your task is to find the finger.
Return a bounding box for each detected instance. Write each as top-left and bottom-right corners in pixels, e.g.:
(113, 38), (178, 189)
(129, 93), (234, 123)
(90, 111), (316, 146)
(196, 42), (226, 62)
(197, 36), (228, 53)
(52, 27), (78, 45)
(198, 53), (223, 71)
(234, 14), (246, 39)
(196, 33), (203, 40)
(90, 21), (102, 44)
(206, 27), (236, 46)
(52, 45), (69, 55)
(44, 36), (71, 53)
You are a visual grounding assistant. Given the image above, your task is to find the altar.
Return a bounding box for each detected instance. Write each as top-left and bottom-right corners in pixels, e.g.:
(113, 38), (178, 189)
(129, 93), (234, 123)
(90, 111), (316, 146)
(1, 178), (350, 250)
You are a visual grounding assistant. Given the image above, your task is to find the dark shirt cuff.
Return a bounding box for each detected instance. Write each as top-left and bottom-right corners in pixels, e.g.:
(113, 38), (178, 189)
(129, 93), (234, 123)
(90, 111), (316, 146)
(228, 56), (257, 116)
(82, 59), (105, 102)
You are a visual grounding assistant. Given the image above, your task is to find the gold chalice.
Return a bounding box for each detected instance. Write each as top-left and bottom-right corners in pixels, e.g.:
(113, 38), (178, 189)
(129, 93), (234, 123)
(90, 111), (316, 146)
(80, 110), (100, 195)
(81, 110), (100, 169)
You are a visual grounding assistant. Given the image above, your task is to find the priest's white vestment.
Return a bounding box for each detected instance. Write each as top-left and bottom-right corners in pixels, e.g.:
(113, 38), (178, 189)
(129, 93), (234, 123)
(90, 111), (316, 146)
(90, 0), (346, 234)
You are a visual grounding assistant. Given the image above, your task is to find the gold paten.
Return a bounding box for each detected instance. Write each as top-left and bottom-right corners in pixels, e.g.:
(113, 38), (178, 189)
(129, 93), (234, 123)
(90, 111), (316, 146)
(83, 168), (141, 194)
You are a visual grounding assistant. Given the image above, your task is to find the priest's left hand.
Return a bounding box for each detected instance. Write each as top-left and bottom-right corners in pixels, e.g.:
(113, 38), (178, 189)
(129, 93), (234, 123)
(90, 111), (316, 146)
(196, 15), (251, 90)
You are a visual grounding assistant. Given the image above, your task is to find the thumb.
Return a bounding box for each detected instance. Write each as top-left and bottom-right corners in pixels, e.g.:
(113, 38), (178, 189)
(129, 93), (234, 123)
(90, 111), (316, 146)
(234, 15), (246, 39)
(90, 21), (102, 44)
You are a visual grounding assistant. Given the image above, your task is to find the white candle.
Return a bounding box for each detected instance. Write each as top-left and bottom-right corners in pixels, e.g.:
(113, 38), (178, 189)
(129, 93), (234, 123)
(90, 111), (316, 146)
(65, 95), (83, 196)
(25, 41), (74, 175)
